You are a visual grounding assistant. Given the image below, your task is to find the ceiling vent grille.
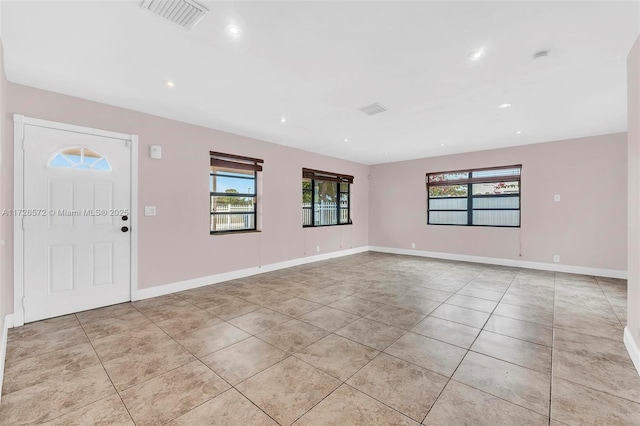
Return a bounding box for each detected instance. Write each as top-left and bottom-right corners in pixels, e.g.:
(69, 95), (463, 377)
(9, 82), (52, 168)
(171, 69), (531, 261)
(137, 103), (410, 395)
(140, 0), (208, 30)
(359, 103), (387, 116)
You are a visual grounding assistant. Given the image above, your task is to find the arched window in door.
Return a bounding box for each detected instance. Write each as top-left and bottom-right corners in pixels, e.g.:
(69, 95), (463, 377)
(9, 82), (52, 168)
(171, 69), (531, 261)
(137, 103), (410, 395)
(49, 147), (111, 171)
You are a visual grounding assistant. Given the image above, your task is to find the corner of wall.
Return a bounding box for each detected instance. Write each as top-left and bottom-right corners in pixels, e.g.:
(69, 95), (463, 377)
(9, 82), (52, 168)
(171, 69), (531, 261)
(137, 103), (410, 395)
(626, 35), (640, 375)
(624, 326), (640, 377)
(0, 22), (12, 339)
(0, 313), (14, 403)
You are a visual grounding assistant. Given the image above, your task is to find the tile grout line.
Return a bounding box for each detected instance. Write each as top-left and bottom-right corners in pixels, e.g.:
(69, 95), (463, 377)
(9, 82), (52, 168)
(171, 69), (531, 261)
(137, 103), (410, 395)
(549, 271), (558, 426)
(549, 375), (640, 406)
(1, 319), (84, 368)
(462, 349), (552, 375)
(419, 269), (492, 423)
(551, 277), (640, 407)
(125, 298), (252, 421)
(74, 313), (137, 426)
(133, 297), (278, 425)
(188, 261), (620, 423)
(340, 349), (451, 423)
(166, 291), (360, 426)
(421, 267), (528, 424)
(223, 276), (442, 424)
(472, 326), (552, 348)
(226, 287), (373, 426)
(287, 348), (417, 425)
(491, 308), (553, 327)
(594, 276), (626, 329)
(184, 296), (295, 425)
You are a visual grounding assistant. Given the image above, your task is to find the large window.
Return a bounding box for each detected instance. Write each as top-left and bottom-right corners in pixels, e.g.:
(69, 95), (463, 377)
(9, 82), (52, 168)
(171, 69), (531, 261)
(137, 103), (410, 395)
(302, 168), (353, 227)
(210, 152), (263, 233)
(427, 165), (521, 227)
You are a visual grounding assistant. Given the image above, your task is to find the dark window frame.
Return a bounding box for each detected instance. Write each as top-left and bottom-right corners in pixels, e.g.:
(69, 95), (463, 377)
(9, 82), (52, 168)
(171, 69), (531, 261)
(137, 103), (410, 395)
(427, 165), (521, 228)
(302, 168), (353, 227)
(210, 151), (263, 234)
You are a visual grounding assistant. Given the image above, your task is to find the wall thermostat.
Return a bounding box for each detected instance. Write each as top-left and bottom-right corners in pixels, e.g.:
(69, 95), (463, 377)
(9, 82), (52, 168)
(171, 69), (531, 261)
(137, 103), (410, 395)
(150, 145), (162, 159)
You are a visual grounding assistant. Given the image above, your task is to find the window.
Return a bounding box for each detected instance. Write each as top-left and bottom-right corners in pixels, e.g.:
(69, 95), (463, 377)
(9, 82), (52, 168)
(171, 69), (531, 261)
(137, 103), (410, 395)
(210, 152), (263, 233)
(427, 165), (521, 227)
(49, 147), (111, 171)
(302, 168), (353, 227)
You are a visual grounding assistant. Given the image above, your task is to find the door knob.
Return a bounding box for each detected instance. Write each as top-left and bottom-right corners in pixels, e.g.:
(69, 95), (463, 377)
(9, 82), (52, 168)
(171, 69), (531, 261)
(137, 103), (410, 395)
(121, 226), (129, 232)
(122, 215), (128, 221)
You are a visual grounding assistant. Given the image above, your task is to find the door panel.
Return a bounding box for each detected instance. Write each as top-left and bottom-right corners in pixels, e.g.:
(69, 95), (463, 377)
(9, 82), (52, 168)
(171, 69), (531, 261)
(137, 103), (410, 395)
(23, 124), (131, 322)
(91, 242), (114, 286)
(48, 245), (74, 293)
(48, 180), (75, 228)
(92, 182), (114, 226)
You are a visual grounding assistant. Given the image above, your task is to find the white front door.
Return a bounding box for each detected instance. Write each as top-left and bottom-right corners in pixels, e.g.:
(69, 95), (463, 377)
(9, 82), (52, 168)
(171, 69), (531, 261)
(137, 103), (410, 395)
(21, 123), (132, 323)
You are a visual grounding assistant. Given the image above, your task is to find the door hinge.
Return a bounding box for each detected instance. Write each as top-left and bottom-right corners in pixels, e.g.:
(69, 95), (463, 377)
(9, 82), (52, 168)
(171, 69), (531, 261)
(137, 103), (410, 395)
(125, 140), (131, 148)
(21, 217), (25, 230)
(22, 297), (26, 309)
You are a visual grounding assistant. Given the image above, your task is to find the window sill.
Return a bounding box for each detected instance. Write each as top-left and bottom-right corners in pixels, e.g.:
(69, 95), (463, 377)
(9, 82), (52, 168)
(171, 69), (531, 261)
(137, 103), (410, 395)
(210, 230), (261, 235)
(426, 224), (520, 228)
(303, 223), (353, 228)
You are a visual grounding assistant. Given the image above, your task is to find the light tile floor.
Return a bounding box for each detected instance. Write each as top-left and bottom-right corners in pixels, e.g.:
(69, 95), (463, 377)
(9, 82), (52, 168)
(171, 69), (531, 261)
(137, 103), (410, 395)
(1, 252), (639, 425)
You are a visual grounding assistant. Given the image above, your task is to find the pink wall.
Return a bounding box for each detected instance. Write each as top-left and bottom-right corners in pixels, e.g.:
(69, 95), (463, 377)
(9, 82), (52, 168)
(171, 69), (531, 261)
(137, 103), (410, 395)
(4, 84), (369, 301)
(627, 36), (640, 354)
(0, 78), (631, 323)
(369, 133), (628, 272)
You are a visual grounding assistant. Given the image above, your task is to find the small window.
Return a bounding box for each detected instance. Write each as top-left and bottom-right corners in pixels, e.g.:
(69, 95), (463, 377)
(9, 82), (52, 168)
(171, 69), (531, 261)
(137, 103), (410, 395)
(302, 168), (353, 227)
(210, 152), (263, 233)
(49, 148), (111, 171)
(427, 165), (521, 227)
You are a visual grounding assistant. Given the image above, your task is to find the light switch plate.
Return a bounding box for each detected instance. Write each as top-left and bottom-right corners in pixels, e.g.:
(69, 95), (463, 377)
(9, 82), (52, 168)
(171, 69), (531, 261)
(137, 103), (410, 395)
(144, 206), (157, 216)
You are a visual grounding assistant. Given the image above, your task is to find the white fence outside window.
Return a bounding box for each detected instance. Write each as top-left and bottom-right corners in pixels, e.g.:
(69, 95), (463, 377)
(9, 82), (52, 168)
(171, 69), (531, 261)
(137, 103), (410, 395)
(302, 201), (349, 226)
(211, 204), (254, 231)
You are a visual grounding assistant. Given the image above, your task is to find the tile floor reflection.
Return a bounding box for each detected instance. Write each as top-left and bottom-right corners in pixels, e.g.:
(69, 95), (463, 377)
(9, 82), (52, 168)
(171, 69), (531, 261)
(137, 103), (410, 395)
(1, 252), (638, 425)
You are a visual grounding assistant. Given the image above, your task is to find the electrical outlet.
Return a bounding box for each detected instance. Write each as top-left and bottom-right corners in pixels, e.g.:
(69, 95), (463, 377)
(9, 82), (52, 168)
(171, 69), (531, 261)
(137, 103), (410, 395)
(553, 254), (560, 263)
(411, 243), (416, 249)
(316, 246), (320, 253)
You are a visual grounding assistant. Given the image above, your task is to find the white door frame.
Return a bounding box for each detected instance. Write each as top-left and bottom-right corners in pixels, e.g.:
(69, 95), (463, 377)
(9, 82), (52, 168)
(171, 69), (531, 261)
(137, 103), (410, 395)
(12, 114), (139, 327)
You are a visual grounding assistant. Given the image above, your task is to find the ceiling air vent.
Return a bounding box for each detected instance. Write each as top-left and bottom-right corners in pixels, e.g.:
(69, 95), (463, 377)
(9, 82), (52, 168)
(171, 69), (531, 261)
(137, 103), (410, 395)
(359, 103), (387, 116)
(140, 0), (208, 30)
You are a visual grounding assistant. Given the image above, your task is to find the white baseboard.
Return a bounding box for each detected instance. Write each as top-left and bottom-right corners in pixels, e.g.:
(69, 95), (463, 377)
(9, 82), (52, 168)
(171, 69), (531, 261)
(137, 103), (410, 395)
(624, 326), (640, 377)
(136, 245), (626, 301)
(368, 246), (627, 279)
(0, 313), (14, 403)
(135, 246), (370, 301)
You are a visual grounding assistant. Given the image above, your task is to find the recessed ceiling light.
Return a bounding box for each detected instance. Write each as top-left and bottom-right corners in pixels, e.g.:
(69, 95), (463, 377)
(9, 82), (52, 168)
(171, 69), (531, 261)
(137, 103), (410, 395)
(469, 47), (486, 61)
(280, 117), (287, 123)
(225, 24), (242, 37)
(440, 143), (445, 147)
(165, 80), (175, 88)
(498, 103), (512, 109)
(515, 130), (523, 135)
(344, 138), (349, 142)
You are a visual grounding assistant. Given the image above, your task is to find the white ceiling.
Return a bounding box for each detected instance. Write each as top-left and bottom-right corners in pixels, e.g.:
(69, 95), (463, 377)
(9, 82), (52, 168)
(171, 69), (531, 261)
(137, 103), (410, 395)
(2, 1), (639, 165)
